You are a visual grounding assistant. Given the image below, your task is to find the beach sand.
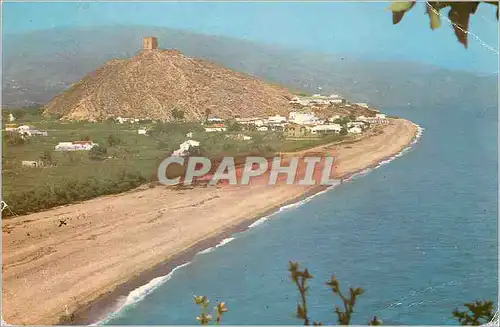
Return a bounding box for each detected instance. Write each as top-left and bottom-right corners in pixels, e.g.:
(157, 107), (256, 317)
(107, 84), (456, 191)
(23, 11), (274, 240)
(2, 119), (419, 325)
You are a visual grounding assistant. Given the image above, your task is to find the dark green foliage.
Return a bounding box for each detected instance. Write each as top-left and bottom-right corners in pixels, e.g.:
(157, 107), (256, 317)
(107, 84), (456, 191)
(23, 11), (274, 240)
(40, 150), (54, 165)
(340, 127), (348, 136)
(389, 1), (498, 48)
(2, 169), (146, 216)
(187, 144), (205, 156)
(3, 132), (29, 146)
(204, 108), (212, 123)
(107, 134), (124, 147)
(226, 119), (242, 132)
(452, 300), (495, 325)
(88, 146), (107, 161)
(172, 107), (185, 121)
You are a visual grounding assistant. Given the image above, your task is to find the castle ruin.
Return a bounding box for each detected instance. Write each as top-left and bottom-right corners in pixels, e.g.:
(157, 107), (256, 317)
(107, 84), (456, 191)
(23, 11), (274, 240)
(142, 37), (158, 50)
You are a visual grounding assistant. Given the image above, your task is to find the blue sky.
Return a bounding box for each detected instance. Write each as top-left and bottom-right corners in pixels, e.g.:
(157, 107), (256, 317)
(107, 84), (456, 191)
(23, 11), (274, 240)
(2, 1), (499, 74)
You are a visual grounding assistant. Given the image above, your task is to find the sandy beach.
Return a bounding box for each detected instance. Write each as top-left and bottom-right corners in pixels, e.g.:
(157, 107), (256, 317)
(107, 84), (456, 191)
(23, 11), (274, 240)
(2, 118), (419, 325)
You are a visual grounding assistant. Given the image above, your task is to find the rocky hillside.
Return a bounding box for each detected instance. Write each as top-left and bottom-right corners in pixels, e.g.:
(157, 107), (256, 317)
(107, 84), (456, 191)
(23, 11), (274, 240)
(42, 48), (294, 121)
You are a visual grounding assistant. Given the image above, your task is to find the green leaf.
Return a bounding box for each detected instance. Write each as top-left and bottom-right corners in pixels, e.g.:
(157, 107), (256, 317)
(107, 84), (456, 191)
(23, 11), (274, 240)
(389, 2), (415, 25)
(388, 1), (414, 12)
(426, 3), (441, 29)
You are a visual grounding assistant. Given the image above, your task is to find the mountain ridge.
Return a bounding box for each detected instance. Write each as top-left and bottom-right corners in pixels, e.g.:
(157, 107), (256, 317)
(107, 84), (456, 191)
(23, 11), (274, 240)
(3, 26), (497, 111)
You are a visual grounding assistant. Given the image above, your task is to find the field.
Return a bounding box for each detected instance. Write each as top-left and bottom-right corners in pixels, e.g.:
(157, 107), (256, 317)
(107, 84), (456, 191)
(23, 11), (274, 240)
(2, 109), (349, 217)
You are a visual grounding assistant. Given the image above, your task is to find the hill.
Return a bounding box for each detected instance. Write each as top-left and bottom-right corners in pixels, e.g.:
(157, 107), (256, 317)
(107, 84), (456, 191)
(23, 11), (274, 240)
(41, 42), (295, 121)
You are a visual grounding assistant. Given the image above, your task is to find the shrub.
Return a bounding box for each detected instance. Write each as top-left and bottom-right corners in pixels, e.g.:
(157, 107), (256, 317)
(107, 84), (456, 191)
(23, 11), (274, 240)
(107, 134), (124, 147)
(88, 146), (108, 161)
(4, 132), (29, 146)
(2, 169), (147, 217)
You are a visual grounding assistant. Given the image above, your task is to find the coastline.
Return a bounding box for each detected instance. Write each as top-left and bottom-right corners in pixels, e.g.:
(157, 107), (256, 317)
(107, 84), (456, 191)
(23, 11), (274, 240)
(71, 183), (333, 325)
(2, 119), (422, 325)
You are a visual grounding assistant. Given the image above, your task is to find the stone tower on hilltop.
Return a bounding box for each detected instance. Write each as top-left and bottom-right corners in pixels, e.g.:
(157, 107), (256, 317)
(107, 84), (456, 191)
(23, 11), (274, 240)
(142, 36), (158, 50)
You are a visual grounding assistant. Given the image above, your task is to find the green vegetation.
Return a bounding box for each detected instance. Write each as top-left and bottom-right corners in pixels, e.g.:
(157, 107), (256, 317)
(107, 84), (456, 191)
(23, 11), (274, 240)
(194, 262), (497, 325)
(88, 145), (108, 161)
(172, 108), (185, 121)
(2, 111), (350, 217)
(389, 1), (498, 48)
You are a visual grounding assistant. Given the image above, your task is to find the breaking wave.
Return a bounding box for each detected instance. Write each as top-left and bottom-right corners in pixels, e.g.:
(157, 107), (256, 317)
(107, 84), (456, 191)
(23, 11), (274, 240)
(97, 123), (424, 324)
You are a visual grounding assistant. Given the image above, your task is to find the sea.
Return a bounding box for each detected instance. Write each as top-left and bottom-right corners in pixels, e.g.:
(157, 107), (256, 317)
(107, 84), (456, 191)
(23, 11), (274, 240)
(101, 78), (498, 325)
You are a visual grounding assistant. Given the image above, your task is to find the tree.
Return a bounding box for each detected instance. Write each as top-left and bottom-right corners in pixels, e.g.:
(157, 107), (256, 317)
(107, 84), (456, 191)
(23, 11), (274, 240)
(4, 132), (28, 146)
(88, 146), (107, 161)
(107, 134), (124, 147)
(205, 108), (212, 122)
(340, 126), (348, 136)
(172, 108), (185, 121)
(40, 150), (54, 166)
(226, 119), (242, 132)
(388, 1), (499, 48)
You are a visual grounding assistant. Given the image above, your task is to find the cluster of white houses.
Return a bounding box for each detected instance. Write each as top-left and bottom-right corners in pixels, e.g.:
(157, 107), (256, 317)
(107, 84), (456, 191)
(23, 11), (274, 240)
(203, 110), (388, 138)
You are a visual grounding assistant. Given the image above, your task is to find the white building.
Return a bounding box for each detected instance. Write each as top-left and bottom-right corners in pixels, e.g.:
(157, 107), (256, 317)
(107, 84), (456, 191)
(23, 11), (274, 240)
(17, 125), (31, 132)
(355, 103), (369, 108)
(116, 117), (140, 124)
(116, 117), (127, 124)
(207, 117), (224, 123)
(347, 122), (366, 128)
(311, 124), (342, 134)
(348, 126), (363, 134)
(375, 113), (387, 119)
(172, 140), (200, 157)
(328, 115), (341, 122)
(257, 126), (269, 132)
(29, 130), (48, 136)
(226, 134), (253, 141)
(138, 128), (148, 135)
(8, 113), (15, 122)
(289, 112), (318, 125)
(21, 160), (44, 168)
(205, 125), (227, 132)
(186, 132), (194, 138)
(290, 94), (346, 106)
(235, 117), (267, 127)
(241, 135), (252, 141)
(268, 115), (287, 124)
(55, 141), (99, 151)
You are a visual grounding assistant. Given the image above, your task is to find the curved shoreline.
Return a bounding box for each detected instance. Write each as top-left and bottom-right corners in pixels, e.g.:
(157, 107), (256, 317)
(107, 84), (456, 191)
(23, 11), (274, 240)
(2, 119), (421, 325)
(75, 122), (424, 325)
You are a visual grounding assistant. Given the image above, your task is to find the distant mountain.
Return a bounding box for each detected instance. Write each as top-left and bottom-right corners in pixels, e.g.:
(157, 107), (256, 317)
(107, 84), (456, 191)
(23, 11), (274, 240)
(2, 26), (497, 111)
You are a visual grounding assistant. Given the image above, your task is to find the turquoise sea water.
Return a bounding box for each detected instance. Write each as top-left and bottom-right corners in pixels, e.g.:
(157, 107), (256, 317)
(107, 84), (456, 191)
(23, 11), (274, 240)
(104, 96), (498, 325)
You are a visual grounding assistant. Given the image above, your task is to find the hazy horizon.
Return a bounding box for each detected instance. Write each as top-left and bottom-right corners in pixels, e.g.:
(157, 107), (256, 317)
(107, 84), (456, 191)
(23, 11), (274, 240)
(2, 1), (499, 74)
